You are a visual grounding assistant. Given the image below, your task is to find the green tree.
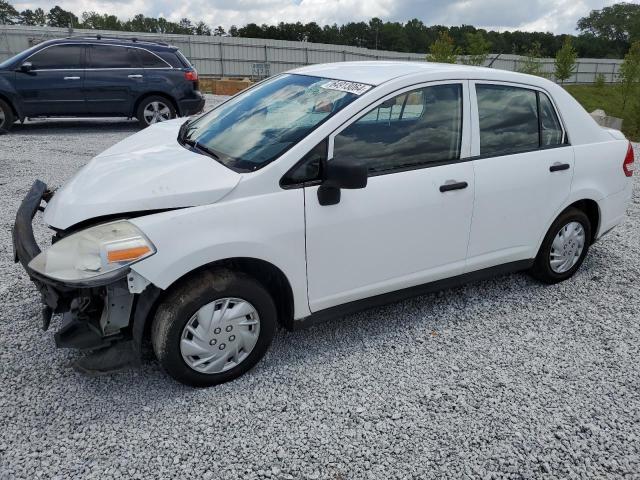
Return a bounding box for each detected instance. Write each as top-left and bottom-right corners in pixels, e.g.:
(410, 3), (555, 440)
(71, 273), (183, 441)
(554, 36), (577, 83)
(195, 21), (211, 36)
(595, 72), (606, 89)
(19, 7), (46, 25)
(427, 31), (459, 63)
(47, 5), (78, 27)
(578, 2), (640, 44)
(213, 25), (226, 36)
(81, 11), (122, 30)
(462, 31), (491, 65)
(619, 41), (640, 110)
(519, 42), (546, 77)
(0, 0), (18, 24)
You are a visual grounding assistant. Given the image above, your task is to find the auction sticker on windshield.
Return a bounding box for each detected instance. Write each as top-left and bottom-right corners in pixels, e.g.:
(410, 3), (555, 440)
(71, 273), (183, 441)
(321, 80), (372, 96)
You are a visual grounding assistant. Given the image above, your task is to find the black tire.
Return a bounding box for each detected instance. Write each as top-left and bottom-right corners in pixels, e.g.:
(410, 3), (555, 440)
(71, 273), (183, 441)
(136, 95), (176, 128)
(530, 208), (591, 284)
(151, 269), (277, 387)
(0, 99), (15, 132)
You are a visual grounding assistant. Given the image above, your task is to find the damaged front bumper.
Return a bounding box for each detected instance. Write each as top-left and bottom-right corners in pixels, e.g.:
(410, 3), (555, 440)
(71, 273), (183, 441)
(12, 180), (160, 374)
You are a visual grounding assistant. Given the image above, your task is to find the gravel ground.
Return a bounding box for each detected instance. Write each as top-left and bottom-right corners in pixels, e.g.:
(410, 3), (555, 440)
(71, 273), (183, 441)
(0, 100), (639, 479)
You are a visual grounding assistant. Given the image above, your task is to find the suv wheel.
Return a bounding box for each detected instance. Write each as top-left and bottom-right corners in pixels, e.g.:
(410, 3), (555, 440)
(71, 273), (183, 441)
(0, 99), (15, 132)
(151, 269), (277, 387)
(137, 96), (176, 128)
(530, 208), (591, 284)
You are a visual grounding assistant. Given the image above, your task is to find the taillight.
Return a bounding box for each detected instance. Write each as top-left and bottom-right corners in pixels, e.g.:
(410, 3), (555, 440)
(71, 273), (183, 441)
(623, 142), (634, 177)
(184, 70), (198, 82)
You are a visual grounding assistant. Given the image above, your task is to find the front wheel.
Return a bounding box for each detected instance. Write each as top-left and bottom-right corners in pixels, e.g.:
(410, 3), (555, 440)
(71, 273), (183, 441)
(530, 208), (591, 284)
(136, 96), (176, 128)
(151, 269), (277, 387)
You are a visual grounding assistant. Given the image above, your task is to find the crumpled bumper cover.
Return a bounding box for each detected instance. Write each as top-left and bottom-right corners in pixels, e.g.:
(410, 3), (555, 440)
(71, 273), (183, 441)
(12, 180), (66, 316)
(12, 181), (160, 369)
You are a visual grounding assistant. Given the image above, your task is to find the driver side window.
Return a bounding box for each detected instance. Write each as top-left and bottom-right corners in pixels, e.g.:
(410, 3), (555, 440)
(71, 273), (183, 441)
(333, 84), (463, 175)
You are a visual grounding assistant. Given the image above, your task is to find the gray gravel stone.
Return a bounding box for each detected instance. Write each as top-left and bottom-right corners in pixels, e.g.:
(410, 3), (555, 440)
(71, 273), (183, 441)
(0, 104), (638, 479)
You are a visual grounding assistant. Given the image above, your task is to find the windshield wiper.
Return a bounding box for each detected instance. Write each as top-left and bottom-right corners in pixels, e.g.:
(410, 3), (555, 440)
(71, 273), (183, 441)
(177, 119), (189, 143)
(192, 142), (221, 161)
(180, 137), (221, 162)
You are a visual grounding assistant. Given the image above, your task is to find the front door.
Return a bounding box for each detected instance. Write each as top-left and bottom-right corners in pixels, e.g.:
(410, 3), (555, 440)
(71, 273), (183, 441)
(15, 43), (86, 116)
(304, 82), (475, 312)
(466, 82), (574, 270)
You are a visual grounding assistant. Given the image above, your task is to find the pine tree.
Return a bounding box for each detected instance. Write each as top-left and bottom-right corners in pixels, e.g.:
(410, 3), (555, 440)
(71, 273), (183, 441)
(555, 37), (577, 84)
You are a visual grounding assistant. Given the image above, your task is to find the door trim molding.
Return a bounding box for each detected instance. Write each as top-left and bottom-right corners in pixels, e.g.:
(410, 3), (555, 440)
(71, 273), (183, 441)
(288, 259), (534, 330)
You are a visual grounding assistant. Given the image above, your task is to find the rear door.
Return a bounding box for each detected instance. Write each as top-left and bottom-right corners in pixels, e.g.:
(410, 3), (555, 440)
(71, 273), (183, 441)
(14, 44), (86, 116)
(466, 81), (574, 271)
(84, 44), (144, 115)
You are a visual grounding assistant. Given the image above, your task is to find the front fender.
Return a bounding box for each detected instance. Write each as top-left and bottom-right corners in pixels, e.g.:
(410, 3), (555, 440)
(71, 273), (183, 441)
(129, 189), (311, 318)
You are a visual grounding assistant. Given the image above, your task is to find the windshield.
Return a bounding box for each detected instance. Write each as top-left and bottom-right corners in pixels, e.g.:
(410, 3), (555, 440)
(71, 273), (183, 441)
(181, 74), (367, 172)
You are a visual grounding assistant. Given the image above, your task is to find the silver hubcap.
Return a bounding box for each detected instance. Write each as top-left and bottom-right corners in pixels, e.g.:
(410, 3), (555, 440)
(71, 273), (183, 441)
(550, 221), (585, 273)
(180, 297), (260, 374)
(0, 108), (5, 128)
(143, 101), (172, 125)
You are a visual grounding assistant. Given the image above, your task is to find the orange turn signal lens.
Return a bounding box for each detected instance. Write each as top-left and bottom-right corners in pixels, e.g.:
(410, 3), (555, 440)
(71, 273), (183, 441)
(107, 246), (151, 263)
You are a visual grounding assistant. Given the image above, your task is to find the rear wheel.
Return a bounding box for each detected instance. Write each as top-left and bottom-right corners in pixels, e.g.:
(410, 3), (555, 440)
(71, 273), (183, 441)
(0, 99), (15, 132)
(136, 96), (176, 128)
(151, 269), (277, 387)
(530, 208), (591, 284)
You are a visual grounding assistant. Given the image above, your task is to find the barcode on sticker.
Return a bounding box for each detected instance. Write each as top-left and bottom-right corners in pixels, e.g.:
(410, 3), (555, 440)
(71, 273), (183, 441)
(320, 80), (372, 96)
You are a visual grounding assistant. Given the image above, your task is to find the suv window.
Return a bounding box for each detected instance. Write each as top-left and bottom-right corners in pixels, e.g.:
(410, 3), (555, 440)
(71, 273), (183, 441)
(27, 44), (83, 70)
(87, 45), (139, 68)
(333, 84), (463, 174)
(138, 50), (169, 68)
(476, 84), (565, 157)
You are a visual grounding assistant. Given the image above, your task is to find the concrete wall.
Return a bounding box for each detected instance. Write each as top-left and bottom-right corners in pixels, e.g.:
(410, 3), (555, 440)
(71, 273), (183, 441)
(0, 25), (623, 83)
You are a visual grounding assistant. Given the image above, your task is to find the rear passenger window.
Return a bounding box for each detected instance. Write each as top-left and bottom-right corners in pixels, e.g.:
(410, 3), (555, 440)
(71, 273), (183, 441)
(539, 93), (564, 146)
(138, 50), (169, 68)
(28, 45), (83, 70)
(476, 85), (539, 157)
(476, 84), (566, 157)
(333, 84), (463, 174)
(88, 45), (139, 68)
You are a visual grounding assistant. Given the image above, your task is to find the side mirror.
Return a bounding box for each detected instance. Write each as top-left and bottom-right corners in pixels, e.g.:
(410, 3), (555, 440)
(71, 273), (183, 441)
(19, 62), (33, 72)
(317, 157), (367, 206)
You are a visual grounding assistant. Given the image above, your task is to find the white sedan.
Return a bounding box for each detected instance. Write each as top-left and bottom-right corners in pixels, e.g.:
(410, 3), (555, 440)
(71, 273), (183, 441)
(13, 61), (634, 387)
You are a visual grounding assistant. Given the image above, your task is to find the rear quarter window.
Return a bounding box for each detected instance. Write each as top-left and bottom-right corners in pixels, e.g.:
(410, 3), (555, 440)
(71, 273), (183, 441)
(137, 49), (170, 68)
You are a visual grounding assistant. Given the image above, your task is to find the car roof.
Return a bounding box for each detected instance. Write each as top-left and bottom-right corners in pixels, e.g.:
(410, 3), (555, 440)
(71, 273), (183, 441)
(39, 36), (177, 52)
(291, 61), (547, 87)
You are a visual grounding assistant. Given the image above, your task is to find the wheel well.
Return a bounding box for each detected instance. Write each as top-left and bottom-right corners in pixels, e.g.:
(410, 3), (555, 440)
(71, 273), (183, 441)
(141, 258), (295, 342)
(132, 92), (180, 118)
(0, 93), (18, 119)
(566, 199), (600, 243)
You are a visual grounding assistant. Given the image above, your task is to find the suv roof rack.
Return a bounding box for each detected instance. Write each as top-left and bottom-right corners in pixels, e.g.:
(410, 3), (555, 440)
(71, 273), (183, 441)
(65, 34), (170, 47)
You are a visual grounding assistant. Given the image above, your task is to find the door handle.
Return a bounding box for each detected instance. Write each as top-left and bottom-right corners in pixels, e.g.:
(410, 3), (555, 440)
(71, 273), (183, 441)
(550, 163), (570, 172)
(63, 76), (80, 80)
(439, 181), (468, 193)
(128, 74), (143, 79)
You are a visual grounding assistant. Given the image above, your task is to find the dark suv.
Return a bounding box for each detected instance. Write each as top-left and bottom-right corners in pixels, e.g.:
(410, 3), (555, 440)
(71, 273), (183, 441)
(0, 36), (205, 130)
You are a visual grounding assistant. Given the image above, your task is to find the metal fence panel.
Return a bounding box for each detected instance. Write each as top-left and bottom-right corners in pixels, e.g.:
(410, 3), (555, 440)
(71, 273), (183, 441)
(0, 25), (624, 83)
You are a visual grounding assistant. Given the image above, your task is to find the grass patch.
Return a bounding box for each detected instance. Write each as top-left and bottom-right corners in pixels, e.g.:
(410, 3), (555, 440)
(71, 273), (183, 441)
(564, 84), (638, 141)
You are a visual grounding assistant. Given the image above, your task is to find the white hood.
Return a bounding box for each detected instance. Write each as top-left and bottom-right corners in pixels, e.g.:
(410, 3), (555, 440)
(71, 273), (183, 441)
(44, 119), (241, 230)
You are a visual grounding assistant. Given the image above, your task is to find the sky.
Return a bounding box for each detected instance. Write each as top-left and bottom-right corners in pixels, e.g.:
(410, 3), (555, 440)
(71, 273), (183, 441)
(12, 0), (626, 34)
